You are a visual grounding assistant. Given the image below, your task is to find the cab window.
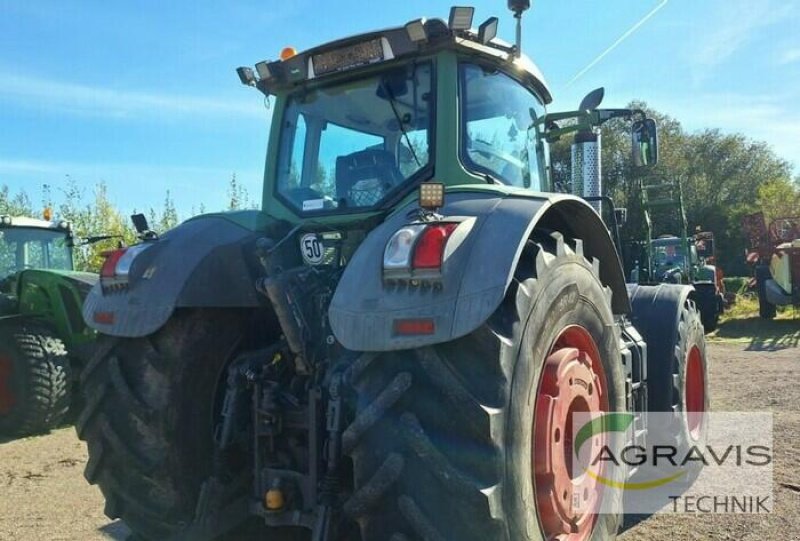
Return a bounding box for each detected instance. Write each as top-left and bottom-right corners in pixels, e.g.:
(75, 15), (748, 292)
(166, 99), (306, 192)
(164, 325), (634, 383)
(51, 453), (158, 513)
(459, 63), (545, 189)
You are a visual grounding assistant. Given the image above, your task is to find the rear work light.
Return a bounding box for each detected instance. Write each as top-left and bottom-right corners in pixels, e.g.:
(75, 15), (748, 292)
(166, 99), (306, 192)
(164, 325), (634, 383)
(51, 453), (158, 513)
(383, 222), (459, 273)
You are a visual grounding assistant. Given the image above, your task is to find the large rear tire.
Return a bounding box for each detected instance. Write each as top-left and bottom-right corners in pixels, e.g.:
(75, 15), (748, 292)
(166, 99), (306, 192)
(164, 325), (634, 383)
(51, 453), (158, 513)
(0, 321), (71, 436)
(76, 309), (305, 541)
(343, 232), (627, 541)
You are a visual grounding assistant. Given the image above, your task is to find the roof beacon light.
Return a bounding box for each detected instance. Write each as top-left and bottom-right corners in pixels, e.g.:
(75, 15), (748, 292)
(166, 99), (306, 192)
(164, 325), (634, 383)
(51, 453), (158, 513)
(280, 47), (298, 61)
(419, 182), (445, 210)
(405, 18), (428, 43)
(477, 17), (499, 45)
(448, 6), (475, 30)
(43, 207), (53, 221)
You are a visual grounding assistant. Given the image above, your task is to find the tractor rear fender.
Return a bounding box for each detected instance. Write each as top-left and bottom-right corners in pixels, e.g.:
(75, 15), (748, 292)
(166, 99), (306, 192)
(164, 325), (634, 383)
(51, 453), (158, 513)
(329, 191), (630, 351)
(626, 282), (695, 388)
(83, 214), (272, 338)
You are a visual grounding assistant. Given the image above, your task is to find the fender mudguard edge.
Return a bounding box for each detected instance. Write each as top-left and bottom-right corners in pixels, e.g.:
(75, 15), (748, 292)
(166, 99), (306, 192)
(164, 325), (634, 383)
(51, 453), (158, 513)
(329, 192), (629, 352)
(83, 215), (269, 338)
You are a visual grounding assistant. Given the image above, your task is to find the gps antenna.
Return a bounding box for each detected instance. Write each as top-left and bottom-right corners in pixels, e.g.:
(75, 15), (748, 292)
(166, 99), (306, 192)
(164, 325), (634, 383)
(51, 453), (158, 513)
(508, 0), (531, 58)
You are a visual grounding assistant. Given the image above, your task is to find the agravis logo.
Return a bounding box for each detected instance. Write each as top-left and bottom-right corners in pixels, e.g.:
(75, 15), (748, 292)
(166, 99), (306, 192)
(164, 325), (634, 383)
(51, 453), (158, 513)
(574, 413), (772, 492)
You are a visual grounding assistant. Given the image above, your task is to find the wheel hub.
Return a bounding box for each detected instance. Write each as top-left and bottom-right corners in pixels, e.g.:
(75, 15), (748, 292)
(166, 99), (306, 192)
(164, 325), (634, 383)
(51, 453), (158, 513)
(685, 345), (705, 441)
(534, 326), (608, 541)
(0, 355), (15, 415)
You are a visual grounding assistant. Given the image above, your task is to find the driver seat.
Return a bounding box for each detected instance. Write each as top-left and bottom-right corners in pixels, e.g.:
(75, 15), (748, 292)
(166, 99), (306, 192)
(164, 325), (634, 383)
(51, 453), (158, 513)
(335, 149), (404, 207)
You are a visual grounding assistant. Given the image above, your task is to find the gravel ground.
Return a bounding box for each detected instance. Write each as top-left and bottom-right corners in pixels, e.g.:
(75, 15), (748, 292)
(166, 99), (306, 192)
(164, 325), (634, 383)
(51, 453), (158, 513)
(0, 341), (797, 540)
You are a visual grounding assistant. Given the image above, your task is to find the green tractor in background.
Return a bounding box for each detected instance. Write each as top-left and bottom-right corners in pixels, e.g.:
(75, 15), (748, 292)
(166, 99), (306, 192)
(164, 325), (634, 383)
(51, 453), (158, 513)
(0, 214), (102, 436)
(629, 178), (725, 332)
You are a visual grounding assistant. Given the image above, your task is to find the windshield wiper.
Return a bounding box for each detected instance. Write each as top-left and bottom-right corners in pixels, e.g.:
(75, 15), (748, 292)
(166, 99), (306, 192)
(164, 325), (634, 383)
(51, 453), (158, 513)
(380, 80), (422, 169)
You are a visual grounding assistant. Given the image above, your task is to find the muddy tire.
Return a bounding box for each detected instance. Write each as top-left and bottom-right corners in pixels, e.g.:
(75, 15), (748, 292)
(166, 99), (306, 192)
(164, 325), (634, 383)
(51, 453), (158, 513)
(76, 309), (304, 541)
(343, 232), (627, 541)
(0, 321), (71, 436)
(647, 300), (709, 479)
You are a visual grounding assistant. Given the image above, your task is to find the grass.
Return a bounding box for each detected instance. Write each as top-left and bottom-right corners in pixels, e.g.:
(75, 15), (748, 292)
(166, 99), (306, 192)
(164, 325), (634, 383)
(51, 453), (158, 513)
(709, 293), (800, 350)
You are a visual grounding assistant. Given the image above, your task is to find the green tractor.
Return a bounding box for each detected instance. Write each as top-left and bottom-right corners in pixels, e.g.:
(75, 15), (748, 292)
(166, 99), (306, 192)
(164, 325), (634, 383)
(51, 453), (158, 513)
(0, 215), (101, 436)
(629, 178), (725, 332)
(77, 5), (709, 541)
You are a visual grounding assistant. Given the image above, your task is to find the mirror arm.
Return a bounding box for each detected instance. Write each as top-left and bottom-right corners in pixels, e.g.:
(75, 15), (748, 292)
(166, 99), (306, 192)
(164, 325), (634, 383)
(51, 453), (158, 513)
(540, 107), (643, 143)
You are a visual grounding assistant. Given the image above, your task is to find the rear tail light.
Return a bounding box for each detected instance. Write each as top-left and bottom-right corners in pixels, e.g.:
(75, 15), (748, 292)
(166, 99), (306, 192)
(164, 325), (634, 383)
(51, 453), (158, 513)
(383, 222), (459, 273)
(100, 244), (152, 291)
(100, 249), (128, 278)
(412, 224), (458, 269)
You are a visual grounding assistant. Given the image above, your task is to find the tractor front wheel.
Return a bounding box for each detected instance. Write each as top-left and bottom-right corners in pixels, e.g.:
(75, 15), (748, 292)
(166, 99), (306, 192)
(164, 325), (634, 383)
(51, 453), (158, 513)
(344, 232), (627, 541)
(0, 322), (71, 437)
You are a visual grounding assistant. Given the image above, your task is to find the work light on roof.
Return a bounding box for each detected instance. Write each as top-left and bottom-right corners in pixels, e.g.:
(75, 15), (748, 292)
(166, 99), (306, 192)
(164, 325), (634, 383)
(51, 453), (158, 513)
(448, 6), (475, 30)
(236, 66), (256, 86)
(405, 18), (428, 43)
(255, 61), (272, 80)
(478, 17), (499, 44)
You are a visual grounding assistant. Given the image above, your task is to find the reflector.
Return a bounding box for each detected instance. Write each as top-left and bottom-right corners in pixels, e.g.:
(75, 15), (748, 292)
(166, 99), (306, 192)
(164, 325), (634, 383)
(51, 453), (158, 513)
(393, 318), (435, 336)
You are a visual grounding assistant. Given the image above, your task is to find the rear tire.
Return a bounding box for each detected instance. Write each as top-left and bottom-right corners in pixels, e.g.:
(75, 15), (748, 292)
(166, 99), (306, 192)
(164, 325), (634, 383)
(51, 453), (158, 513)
(0, 321), (71, 436)
(76, 309), (305, 541)
(343, 232), (627, 541)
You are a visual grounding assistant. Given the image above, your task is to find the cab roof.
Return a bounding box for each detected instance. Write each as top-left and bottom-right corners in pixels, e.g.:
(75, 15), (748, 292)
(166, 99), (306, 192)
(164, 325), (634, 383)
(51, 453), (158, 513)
(247, 17), (552, 104)
(0, 215), (71, 232)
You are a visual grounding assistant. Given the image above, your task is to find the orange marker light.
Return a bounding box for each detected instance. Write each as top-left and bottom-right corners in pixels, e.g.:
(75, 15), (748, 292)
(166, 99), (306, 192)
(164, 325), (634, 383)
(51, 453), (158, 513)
(280, 47), (298, 61)
(43, 207), (53, 221)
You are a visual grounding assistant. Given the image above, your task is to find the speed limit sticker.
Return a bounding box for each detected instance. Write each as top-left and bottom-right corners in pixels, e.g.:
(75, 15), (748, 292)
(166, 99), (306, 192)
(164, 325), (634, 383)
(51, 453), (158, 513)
(300, 233), (324, 265)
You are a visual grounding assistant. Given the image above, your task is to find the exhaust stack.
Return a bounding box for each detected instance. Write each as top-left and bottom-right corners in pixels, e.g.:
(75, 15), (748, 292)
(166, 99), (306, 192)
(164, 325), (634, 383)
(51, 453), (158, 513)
(571, 130), (602, 214)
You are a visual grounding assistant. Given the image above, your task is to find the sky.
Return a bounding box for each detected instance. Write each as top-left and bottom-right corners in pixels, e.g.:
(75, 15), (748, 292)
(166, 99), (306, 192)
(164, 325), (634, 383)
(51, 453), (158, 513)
(0, 0), (798, 217)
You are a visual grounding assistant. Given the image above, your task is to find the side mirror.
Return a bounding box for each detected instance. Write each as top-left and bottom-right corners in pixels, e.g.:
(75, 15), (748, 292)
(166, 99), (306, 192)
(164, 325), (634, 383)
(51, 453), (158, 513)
(631, 118), (658, 167)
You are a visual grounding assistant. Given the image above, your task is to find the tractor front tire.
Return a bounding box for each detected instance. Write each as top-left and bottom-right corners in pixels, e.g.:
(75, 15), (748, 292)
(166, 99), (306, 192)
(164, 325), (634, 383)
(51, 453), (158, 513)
(76, 309), (305, 541)
(0, 322), (71, 436)
(344, 232), (627, 541)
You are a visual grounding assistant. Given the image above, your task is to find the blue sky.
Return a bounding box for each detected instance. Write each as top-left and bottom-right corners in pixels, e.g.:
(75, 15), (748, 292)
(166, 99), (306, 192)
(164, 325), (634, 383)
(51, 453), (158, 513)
(0, 0), (798, 217)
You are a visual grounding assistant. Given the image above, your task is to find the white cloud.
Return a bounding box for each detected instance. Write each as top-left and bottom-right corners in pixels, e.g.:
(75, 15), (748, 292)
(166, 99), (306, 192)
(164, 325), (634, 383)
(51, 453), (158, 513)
(693, 0), (794, 69)
(777, 48), (800, 65)
(0, 70), (263, 120)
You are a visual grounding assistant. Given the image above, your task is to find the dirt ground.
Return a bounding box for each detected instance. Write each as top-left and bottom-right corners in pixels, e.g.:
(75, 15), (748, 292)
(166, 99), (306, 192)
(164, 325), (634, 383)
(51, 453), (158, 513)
(0, 341), (798, 541)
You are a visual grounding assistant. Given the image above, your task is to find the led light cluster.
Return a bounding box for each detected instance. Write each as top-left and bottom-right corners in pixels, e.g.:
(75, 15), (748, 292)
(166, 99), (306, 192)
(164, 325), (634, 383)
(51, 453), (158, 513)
(383, 222), (458, 272)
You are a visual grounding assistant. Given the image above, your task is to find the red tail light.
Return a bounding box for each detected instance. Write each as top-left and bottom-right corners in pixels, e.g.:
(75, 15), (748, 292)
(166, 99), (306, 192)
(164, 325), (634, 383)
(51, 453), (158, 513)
(100, 249), (128, 278)
(411, 223), (458, 269)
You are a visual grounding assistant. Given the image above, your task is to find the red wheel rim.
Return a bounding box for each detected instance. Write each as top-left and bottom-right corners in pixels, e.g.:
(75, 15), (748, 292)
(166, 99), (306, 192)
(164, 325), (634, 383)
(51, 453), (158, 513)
(0, 355), (15, 415)
(685, 346), (705, 440)
(534, 326), (609, 541)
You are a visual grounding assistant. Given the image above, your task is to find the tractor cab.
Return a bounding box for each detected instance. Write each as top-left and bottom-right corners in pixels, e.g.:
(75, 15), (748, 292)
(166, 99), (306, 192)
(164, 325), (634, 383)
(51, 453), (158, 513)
(0, 216), (74, 285)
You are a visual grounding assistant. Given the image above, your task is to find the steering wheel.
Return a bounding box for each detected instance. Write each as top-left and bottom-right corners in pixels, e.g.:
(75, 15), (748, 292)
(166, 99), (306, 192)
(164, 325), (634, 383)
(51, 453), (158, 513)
(468, 140), (526, 186)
